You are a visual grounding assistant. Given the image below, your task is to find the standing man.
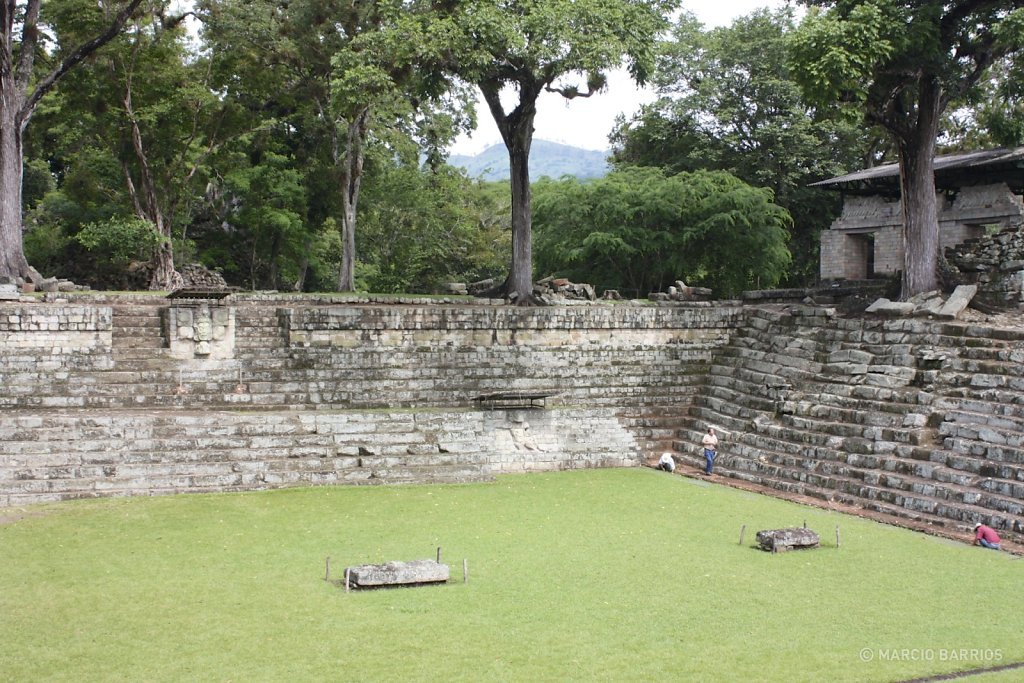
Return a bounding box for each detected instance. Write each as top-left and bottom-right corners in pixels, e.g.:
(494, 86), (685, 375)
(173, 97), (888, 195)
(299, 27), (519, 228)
(973, 523), (1001, 550)
(702, 427), (719, 475)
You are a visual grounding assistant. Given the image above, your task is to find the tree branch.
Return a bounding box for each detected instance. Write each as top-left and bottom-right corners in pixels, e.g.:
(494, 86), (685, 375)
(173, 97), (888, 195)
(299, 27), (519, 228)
(14, 0), (40, 91)
(21, 0), (145, 127)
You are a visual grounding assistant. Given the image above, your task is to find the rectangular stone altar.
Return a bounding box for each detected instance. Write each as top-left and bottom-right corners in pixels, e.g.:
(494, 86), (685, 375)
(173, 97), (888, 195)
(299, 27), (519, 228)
(345, 559), (449, 588)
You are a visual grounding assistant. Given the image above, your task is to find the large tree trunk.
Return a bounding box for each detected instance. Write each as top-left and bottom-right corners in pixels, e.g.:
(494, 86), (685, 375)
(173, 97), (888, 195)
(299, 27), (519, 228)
(0, 0), (143, 285)
(0, 101), (31, 284)
(898, 77), (942, 299)
(481, 80), (540, 305)
(336, 108), (368, 292)
(125, 86), (179, 290)
(506, 123), (534, 303)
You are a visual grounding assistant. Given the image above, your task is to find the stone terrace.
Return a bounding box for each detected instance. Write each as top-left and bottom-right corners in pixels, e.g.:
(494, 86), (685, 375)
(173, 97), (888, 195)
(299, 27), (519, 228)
(2, 293), (1023, 548)
(672, 305), (1024, 546)
(0, 294), (737, 504)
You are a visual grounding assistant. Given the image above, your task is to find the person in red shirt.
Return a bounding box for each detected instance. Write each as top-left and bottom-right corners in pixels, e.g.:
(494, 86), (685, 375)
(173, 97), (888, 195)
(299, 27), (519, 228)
(973, 523), (1001, 550)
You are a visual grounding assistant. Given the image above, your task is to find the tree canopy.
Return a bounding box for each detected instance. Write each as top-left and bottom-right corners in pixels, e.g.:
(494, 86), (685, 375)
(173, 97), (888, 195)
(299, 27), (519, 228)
(0, 0), (145, 284)
(533, 167), (792, 298)
(790, 0), (1024, 297)
(611, 8), (876, 287)
(392, 0), (679, 303)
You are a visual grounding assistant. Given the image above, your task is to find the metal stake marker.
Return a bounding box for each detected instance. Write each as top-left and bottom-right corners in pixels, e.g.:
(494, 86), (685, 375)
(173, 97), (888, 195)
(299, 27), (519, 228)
(739, 525), (746, 546)
(344, 567), (351, 593)
(463, 559), (468, 584)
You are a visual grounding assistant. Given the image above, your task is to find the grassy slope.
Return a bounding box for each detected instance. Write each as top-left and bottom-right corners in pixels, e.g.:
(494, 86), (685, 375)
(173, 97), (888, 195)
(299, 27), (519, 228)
(1, 469), (1019, 682)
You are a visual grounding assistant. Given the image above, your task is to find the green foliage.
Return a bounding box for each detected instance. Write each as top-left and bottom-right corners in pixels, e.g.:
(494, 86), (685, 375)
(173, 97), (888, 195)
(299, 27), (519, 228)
(76, 216), (161, 263)
(69, 215), (162, 287)
(386, 0), (681, 299)
(613, 8), (869, 288)
(790, 1), (1024, 137)
(22, 221), (72, 280)
(1, 469), (1020, 681)
(533, 167), (791, 298)
(357, 164), (509, 293)
(790, 1), (1024, 297)
(787, 3), (896, 110)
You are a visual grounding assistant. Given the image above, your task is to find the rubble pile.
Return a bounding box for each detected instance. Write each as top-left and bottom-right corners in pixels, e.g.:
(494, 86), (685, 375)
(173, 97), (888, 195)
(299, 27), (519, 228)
(946, 226), (1024, 308)
(648, 280), (713, 303)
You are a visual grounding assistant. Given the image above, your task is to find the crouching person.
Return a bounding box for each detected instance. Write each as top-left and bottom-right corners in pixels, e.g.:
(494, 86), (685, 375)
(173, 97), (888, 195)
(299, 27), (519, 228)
(656, 452), (675, 473)
(973, 523), (1001, 550)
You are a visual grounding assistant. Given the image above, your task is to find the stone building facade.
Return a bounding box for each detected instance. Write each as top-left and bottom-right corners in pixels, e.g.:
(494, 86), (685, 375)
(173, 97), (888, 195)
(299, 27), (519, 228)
(817, 147), (1024, 281)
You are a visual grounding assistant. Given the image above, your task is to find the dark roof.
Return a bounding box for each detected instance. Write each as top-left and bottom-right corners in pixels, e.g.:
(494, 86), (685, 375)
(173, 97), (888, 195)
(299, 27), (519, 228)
(812, 146), (1024, 196)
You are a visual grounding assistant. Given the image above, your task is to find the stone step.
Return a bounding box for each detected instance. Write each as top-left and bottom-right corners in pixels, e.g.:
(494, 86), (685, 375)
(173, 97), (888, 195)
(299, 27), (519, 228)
(927, 365), (1024, 388)
(939, 408), (1024, 440)
(672, 452), (1022, 542)
(705, 364), (794, 396)
(776, 411), (927, 445)
(715, 343), (822, 367)
(673, 417), (999, 492)
(3, 463), (494, 505)
(702, 432), (1024, 517)
(936, 396), (1024, 421)
(940, 435), (1024, 465)
(779, 398), (912, 429)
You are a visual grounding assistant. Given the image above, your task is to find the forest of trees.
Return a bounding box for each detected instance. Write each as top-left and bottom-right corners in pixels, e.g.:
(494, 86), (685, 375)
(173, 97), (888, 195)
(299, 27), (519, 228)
(1, 1), (1022, 301)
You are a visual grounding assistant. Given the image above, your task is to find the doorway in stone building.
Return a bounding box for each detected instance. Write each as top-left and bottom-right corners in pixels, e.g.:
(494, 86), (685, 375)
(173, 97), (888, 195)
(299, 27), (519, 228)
(850, 232), (875, 279)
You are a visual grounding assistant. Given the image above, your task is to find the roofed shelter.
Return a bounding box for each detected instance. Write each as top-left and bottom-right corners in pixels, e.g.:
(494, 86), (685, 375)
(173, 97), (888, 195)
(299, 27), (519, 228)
(814, 147), (1024, 282)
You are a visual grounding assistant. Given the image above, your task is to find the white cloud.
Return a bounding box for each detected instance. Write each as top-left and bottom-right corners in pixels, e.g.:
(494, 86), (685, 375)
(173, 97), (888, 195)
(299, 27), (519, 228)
(450, 0), (791, 156)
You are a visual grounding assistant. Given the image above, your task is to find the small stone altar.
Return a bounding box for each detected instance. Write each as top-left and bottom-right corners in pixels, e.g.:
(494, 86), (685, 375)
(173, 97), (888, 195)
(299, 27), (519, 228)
(756, 528), (820, 553)
(345, 559), (449, 589)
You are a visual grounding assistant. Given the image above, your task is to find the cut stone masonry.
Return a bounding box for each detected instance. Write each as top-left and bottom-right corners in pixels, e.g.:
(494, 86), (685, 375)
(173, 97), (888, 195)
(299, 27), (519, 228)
(1, 293), (1022, 549)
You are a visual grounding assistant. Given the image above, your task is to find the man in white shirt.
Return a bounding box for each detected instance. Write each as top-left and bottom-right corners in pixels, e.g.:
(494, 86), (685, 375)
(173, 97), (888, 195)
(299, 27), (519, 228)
(656, 451), (675, 472)
(702, 427), (719, 475)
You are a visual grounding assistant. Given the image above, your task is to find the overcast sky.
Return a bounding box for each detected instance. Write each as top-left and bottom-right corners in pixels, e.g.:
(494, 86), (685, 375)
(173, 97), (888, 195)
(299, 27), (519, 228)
(449, 0), (792, 155)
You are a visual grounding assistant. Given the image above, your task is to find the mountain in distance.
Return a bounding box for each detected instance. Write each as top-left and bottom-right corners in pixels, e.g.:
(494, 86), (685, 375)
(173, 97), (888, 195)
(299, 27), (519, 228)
(448, 140), (610, 181)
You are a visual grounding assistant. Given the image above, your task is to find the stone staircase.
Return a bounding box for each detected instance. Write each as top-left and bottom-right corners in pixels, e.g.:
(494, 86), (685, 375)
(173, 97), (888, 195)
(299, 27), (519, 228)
(667, 306), (1024, 545)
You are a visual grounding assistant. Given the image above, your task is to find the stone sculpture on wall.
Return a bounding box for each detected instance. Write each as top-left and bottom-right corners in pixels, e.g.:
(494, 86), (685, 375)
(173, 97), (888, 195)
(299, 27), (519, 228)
(166, 303), (235, 359)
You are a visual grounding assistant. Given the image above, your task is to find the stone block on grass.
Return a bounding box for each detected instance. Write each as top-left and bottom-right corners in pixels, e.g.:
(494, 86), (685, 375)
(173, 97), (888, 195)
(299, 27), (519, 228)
(755, 528), (820, 552)
(345, 559), (449, 588)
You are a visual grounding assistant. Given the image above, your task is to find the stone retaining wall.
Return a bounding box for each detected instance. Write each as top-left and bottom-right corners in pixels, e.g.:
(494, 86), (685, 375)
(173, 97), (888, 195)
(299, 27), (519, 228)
(0, 407), (638, 506)
(3, 296), (1024, 546)
(0, 297), (738, 503)
(0, 306), (113, 372)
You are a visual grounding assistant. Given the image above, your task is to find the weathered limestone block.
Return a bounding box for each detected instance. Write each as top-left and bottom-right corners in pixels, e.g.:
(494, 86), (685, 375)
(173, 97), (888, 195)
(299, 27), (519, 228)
(865, 298), (917, 316)
(827, 349), (873, 365)
(346, 559), (449, 588)
(936, 284), (978, 320)
(912, 291), (946, 317)
(756, 528), (820, 552)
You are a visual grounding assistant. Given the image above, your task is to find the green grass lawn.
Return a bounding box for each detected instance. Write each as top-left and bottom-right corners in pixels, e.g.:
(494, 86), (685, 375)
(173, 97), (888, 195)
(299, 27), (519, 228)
(1, 469), (1020, 682)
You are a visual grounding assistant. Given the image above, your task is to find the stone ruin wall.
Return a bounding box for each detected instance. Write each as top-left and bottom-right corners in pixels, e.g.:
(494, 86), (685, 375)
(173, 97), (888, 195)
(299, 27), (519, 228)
(4, 295), (1024, 549)
(947, 226), (1024, 308)
(0, 297), (741, 504)
(820, 183), (1024, 282)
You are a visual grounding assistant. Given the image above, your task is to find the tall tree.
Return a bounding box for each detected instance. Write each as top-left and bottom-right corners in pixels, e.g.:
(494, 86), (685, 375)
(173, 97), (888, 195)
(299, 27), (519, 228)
(200, 0), (469, 292)
(790, 0), (1024, 298)
(57, 4), (220, 289)
(403, 0), (678, 304)
(0, 0), (144, 285)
